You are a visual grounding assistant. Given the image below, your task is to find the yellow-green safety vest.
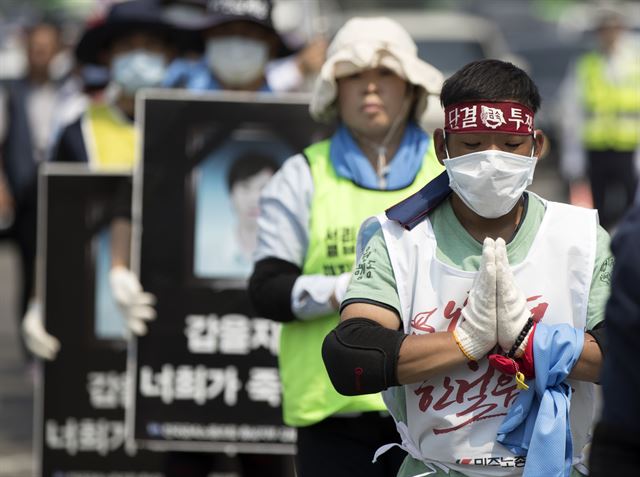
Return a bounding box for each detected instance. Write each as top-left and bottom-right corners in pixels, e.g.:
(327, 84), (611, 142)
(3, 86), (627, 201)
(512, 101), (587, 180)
(577, 51), (640, 151)
(278, 138), (443, 427)
(83, 103), (136, 170)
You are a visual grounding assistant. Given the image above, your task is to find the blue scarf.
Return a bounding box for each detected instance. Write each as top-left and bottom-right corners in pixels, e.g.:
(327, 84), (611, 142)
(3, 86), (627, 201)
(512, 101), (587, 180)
(163, 58), (271, 92)
(329, 122), (429, 190)
(497, 323), (584, 477)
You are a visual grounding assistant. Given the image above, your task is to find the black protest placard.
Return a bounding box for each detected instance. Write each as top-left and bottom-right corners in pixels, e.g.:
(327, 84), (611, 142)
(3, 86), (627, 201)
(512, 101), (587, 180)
(37, 165), (166, 476)
(129, 91), (320, 452)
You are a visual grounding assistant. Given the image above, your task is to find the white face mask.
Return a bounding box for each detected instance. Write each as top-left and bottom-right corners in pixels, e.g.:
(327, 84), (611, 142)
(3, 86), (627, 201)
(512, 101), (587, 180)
(443, 136), (537, 219)
(205, 36), (268, 88)
(110, 49), (166, 95)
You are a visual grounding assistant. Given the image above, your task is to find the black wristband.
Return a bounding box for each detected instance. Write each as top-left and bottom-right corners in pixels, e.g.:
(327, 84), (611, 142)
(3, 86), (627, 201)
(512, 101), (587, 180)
(506, 317), (535, 359)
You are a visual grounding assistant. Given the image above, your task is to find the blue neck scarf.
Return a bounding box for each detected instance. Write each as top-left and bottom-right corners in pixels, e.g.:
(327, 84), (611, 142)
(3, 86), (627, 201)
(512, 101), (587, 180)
(163, 58), (271, 92)
(329, 122), (429, 190)
(497, 323), (584, 477)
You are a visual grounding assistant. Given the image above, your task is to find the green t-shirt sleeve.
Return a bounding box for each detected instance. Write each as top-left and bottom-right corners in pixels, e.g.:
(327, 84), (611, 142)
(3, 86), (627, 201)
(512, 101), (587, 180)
(342, 225), (402, 315)
(586, 224), (614, 330)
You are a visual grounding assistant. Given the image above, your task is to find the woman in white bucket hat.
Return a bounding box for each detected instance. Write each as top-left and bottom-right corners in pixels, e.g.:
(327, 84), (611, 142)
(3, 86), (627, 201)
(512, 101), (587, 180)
(310, 16), (442, 126)
(249, 17), (444, 477)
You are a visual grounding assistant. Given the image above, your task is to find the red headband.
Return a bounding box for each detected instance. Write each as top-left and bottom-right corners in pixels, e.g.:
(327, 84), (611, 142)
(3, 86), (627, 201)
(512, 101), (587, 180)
(444, 101), (534, 135)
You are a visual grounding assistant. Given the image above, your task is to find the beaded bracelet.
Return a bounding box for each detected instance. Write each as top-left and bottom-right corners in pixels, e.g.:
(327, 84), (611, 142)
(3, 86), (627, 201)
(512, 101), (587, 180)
(506, 317), (535, 359)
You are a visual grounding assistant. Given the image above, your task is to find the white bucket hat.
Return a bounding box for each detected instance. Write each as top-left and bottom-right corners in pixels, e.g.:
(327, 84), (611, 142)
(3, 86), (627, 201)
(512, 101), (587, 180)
(310, 16), (443, 123)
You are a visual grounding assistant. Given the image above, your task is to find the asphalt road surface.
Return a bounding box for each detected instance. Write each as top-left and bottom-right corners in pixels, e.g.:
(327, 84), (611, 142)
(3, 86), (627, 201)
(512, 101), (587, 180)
(0, 241), (33, 477)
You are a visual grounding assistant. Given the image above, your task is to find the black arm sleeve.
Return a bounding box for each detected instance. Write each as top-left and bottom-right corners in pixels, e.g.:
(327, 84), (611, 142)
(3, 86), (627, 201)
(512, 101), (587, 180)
(586, 321), (606, 356)
(322, 317), (407, 396)
(248, 257), (301, 323)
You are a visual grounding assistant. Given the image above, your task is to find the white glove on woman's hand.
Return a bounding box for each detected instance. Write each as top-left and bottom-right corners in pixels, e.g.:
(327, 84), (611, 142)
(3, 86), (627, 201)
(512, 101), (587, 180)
(453, 237), (498, 361)
(495, 238), (532, 356)
(331, 272), (352, 309)
(21, 300), (60, 360)
(109, 266), (156, 336)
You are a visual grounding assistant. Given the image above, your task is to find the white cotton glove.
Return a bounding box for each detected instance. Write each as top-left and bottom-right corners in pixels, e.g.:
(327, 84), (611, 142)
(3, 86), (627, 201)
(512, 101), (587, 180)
(21, 300), (60, 360)
(109, 266), (156, 336)
(453, 237), (498, 361)
(332, 272), (352, 307)
(328, 272), (352, 311)
(495, 238), (532, 356)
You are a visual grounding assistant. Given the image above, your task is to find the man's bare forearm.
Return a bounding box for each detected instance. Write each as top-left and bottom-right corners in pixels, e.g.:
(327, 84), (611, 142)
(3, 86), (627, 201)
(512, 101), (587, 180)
(568, 334), (602, 382)
(111, 218), (131, 268)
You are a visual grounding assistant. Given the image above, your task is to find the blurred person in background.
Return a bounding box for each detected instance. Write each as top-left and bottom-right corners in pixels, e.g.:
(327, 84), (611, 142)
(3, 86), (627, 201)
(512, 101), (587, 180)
(19, 0), (176, 362)
(589, 204), (640, 476)
(248, 17), (444, 477)
(0, 18), (79, 359)
(161, 0), (326, 92)
(54, 0), (175, 164)
(560, 8), (640, 230)
(225, 152), (279, 275)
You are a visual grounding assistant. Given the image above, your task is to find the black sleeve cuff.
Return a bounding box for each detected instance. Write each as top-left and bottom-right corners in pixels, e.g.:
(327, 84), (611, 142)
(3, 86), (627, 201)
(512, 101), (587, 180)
(340, 297), (400, 317)
(248, 257), (301, 323)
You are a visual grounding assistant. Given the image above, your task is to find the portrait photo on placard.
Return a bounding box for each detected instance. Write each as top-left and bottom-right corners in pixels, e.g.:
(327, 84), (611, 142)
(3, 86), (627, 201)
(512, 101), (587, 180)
(189, 127), (292, 281)
(93, 226), (127, 340)
(80, 192), (129, 343)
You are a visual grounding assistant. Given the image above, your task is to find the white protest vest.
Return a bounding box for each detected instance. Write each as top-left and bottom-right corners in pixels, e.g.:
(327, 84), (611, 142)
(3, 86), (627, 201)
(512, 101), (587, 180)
(374, 197), (598, 476)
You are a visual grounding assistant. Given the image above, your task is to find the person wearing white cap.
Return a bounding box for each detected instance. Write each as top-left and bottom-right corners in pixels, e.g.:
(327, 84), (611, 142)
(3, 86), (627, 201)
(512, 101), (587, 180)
(161, 0), (326, 93)
(248, 17), (444, 477)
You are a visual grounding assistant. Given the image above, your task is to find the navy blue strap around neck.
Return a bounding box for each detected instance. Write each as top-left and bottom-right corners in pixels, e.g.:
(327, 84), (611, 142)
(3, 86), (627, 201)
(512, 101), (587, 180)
(385, 171), (452, 230)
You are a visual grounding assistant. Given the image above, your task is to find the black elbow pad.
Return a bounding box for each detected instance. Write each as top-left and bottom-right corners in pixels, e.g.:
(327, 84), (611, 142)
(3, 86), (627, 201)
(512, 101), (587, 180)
(322, 317), (406, 396)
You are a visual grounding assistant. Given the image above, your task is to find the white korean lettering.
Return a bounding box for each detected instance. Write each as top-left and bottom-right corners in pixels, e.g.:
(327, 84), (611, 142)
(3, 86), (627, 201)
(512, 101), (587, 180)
(86, 371), (127, 409)
(45, 418), (125, 455)
(508, 107), (524, 130)
(139, 364), (175, 404)
(245, 367), (281, 407)
(251, 318), (280, 355)
(207, 366), (241, 406)
(175, 365), (209, 405)
(461, 106), (478, 128)
(524, 114), (533, 132)
(185, 314), (219, 354)
(448, 107), (461, 129)
(208, 0), (269, 20)
(78, 418), (110, 455)
(219, 314), (251, 355)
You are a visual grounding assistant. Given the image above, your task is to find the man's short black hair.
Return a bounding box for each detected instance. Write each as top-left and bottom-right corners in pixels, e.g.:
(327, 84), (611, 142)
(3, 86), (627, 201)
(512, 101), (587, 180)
(227, 152), (278, 190)
(440, 59), (541, 113)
